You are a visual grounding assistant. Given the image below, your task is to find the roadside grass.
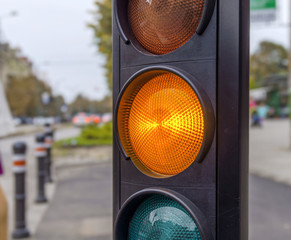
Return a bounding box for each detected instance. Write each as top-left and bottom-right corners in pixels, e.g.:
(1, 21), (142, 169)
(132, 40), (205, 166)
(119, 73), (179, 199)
(54, 122), (112, 148)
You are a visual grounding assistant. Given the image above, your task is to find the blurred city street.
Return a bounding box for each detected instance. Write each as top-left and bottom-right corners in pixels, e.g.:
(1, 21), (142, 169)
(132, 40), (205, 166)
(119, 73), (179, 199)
(1, 0), (289, 239)
(34, 159), (112, 240)
(249, 119), (291, 239)
(250, 174), (291, 239)
(250, 119), (291, 184)
(0, 126), (81, 238)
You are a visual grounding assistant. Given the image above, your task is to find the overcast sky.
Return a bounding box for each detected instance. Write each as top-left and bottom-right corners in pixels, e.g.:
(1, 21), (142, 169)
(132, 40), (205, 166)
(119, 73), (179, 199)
(0, 0), (290, 103)
(0, 0), (107, 103)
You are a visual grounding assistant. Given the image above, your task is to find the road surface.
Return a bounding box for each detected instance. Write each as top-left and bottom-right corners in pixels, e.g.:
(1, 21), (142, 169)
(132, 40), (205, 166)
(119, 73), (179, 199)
(35, 161), (112, 240)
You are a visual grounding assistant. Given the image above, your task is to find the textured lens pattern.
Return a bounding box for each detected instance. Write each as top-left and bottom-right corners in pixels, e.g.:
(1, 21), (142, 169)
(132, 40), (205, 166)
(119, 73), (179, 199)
(118, 71), (205, 177)
(128, 0), (204, 55)
(128, 195), (202, 240)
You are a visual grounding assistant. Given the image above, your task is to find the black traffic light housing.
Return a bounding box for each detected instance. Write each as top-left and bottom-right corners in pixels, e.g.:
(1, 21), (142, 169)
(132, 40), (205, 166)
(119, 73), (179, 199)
(113, 0), (249, 238)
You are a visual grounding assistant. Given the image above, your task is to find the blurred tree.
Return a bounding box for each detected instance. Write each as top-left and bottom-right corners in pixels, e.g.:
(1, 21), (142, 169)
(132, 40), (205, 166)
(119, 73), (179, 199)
(69, 94), (112, 115)
(91, 95), (112, 113)
(0, 43), (33, 88)
(5, 74), (60, 117)
(69, 94), (91, 115)
(88, 0), (112, 91)
(2, 44), (67, 118)
(250, 41), (288, 88)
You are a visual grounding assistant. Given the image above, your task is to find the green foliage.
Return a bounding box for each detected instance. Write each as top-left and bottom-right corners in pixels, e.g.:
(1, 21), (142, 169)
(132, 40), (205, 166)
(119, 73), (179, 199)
(5, 75), (63, 117)
(250, 41), (287, 88)
(88, 0), (112, 90)
(249, 76), (256, 90)
(69, 94), (112, 115)
(55, 122), (113, 147)
(69, 94), (91, 114)
(2, 44), (66, 117)
(81, 122), (112, 140)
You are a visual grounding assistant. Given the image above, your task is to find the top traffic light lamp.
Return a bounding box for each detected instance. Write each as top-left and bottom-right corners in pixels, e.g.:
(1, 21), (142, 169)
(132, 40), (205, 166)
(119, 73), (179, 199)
(115, 0), (215, 55)
(113, 0), (249, 239)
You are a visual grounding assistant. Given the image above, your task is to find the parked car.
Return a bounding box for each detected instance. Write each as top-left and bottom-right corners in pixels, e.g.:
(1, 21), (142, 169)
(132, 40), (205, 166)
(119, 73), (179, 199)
(13, 118), (22, 126)
(89, 114), (101, 124)
(33, 117), (55, 126)
(101, 113), (112, 123)
(72, 113), (91, 127)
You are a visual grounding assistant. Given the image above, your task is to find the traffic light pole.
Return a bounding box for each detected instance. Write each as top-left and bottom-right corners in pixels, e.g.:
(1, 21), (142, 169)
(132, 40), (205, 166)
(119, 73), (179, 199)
(217, 0), (249, 239)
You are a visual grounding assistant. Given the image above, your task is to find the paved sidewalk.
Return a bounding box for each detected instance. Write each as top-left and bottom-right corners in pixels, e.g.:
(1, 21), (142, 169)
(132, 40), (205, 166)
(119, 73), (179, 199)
(250, 174), (291, 239)
(0, 124), (71, 140)
(0, 127), (80, 239)
(0, 125), (42, 139)
(250, 119), (291, 185)
(34, 160), (112, 240)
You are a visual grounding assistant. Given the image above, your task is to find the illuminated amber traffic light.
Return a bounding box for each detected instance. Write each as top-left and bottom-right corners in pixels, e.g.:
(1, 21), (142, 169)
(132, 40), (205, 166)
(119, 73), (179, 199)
(128, 0), (204, 55)
(117, 69), (212, 178)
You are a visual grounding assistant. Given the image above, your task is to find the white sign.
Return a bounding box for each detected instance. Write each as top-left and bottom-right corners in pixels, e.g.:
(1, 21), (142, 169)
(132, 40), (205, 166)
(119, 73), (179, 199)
(250, 0), (277, 23)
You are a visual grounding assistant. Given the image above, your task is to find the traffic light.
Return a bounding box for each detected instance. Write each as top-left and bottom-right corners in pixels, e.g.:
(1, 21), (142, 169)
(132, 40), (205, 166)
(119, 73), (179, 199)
(113, 0), (249, 239)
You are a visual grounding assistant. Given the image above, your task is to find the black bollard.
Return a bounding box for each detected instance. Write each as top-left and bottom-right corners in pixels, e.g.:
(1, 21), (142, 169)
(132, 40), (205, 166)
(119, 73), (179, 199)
(35, 133), (48, 203)
(12, 142), (30, 239)
(44, 123), (53, 183)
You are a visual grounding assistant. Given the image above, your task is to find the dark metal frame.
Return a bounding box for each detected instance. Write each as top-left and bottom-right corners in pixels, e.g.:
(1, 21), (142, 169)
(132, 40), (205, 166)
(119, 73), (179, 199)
(114, 188), (214, 240)
(216, 0), (249, 239)
(113, 65), (215, 178)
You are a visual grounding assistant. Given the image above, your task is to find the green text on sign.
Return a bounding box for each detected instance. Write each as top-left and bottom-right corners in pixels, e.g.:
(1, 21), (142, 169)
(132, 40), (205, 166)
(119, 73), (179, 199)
(250, 0), (276, 10)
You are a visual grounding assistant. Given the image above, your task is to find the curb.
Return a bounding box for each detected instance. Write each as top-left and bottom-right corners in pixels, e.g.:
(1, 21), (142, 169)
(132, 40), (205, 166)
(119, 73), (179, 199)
(0, 124), (72, 140)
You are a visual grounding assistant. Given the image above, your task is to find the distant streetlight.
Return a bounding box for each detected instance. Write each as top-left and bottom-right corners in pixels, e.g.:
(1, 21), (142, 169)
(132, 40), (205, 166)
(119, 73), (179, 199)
(9, 11), (18, 17)
(1, 11), (18, 18)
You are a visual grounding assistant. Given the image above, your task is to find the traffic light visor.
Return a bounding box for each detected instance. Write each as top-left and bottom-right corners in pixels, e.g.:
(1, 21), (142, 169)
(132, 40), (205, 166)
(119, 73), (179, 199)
(128, 194), (202, 239)
(128, 0), (204, 55)
(117, 69), (206, 178)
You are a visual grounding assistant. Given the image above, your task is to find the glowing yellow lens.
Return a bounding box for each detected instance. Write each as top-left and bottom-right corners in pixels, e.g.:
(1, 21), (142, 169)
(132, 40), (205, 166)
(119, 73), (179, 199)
(128, 0), (204, 55)
(118, 70), (205, 178)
